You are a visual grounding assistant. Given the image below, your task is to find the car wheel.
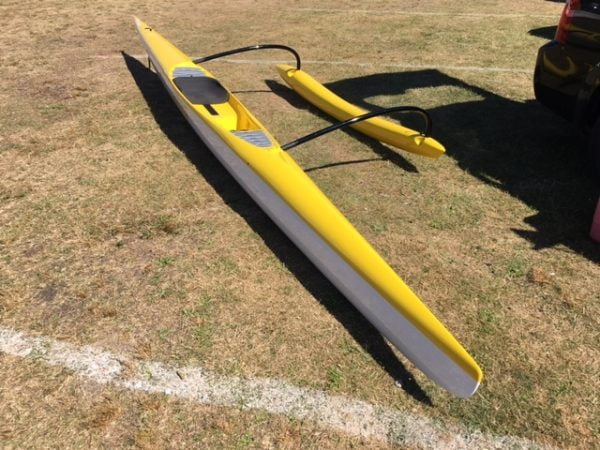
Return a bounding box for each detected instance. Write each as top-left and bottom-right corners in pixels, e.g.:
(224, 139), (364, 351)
(587, 117), (600, 183)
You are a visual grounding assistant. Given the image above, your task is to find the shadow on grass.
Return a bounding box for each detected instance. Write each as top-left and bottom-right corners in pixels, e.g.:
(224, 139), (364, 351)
(122, 52), (433, 405)
(303, 69), (599, 263)
(529, 26), (557, 40)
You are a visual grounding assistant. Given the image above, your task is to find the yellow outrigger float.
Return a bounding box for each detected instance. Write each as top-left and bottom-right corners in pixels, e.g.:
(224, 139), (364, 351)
(277, 65), (446, 159)
(134, 17), (482, 397)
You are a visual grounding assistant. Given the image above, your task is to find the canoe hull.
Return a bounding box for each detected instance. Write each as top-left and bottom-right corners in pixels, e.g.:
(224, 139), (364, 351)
(134, 18), (482, 397)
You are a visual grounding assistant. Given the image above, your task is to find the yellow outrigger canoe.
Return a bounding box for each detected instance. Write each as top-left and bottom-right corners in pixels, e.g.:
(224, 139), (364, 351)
(134, 17), (482, 397)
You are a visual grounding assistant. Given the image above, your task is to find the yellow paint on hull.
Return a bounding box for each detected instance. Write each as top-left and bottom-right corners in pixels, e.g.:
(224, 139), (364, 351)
(277, 64), (445, 158)
(134, 17), (482, 396)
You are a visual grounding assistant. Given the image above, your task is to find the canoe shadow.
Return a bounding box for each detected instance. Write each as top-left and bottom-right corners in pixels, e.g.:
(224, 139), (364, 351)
(121, 51), (433, 406)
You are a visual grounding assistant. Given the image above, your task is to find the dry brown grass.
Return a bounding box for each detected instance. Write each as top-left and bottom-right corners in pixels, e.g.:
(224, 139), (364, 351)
(1, 0), (599, 447)
(0, 355), (385, 449)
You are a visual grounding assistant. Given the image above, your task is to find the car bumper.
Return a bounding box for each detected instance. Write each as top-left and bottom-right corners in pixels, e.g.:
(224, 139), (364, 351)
(534, 41), (584, 122)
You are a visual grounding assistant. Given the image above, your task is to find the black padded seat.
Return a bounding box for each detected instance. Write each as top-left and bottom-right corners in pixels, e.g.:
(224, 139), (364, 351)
(173, 76), (229, 105)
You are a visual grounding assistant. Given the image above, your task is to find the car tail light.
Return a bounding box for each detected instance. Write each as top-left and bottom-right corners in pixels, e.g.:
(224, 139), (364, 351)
(555, 0), (582, 44)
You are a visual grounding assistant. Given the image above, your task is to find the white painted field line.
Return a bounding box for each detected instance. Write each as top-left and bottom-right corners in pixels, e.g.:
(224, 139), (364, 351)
(0, 326), (546, 449)
(289, 7), (559, 19)
(107, 53), (530, 74)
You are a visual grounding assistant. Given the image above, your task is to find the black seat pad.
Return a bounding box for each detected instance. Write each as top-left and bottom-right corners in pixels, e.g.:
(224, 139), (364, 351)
(173, 76), (229, 105)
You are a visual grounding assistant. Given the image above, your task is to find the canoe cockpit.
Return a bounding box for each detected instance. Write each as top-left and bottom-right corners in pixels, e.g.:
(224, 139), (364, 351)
(171, 64), (273, 148)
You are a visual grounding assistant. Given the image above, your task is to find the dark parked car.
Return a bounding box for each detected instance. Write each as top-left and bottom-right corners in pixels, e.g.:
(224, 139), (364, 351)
(534, 0), (600, 178)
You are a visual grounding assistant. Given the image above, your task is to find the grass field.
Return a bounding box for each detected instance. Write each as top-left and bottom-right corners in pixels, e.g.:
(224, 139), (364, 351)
(1, 0), (599, 448)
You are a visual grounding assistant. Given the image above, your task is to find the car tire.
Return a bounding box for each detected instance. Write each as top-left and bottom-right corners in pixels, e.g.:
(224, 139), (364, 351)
(587, 117), (600, 183)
